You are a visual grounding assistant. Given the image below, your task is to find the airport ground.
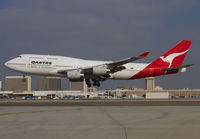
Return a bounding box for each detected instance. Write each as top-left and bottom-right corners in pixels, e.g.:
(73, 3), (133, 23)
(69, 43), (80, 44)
(0, 106), (200, 139)
(1, 99), (200, 106)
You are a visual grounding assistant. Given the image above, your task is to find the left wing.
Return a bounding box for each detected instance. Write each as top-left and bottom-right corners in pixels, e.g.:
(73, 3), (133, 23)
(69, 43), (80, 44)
(106, 51), (150, 69)
(58, 52), (150, 80)
(81, 51), (150, 75)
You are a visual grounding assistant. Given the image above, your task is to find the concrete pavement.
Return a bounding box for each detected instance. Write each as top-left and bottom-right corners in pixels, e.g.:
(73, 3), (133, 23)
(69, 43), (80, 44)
(0, 106), (200, 139)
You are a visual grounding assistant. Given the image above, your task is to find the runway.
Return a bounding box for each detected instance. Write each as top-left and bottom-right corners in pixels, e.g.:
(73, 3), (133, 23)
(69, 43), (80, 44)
(1, 99), (200, 106)
(0, 106), (200, 139)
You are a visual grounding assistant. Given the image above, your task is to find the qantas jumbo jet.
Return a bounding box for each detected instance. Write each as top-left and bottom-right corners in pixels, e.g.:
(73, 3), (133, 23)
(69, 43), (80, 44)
(5, 40), (193, 87)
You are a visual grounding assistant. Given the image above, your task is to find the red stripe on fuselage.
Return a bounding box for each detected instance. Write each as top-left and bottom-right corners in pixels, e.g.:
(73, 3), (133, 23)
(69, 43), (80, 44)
(129, 66), (179, 79)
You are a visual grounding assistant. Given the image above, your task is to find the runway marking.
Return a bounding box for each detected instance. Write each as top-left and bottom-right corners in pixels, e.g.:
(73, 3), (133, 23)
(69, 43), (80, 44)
(0, 109), (67, 116)
(99, 107), (128, 139)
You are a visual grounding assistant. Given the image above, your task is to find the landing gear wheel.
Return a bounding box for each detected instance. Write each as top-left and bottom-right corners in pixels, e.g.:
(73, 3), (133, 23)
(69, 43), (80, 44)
(93, 81), (101, 87)
(86, 79), (91, 88)
(96, 83), (100, 87)
(87, 84), (91, 88)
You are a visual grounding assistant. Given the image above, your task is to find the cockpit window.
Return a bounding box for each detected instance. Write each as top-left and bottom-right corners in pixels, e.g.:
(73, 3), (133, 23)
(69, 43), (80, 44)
(17, 56), (22, 58)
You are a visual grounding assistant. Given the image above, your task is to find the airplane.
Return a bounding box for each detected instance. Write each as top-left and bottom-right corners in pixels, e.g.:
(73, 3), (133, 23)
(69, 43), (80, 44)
(4, 40), (193, 87)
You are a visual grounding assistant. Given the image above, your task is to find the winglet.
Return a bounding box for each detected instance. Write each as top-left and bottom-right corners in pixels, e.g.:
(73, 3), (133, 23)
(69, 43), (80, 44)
(139, 52), (150, 58)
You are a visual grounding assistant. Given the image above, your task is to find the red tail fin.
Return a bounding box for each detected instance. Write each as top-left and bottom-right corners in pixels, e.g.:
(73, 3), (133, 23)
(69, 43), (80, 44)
(149, 40), (192, 68)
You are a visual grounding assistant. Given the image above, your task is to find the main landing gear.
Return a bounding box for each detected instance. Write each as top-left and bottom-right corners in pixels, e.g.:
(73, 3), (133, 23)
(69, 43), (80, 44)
(93, 81), (100, 87)
(86, 79), (92, 88)
(86, 79), (101, 88)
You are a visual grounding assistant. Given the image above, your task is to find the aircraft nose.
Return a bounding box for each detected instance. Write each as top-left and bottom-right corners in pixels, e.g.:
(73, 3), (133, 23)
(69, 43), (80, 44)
(4, 61), (9, 67)
(4, 60), (12, 68)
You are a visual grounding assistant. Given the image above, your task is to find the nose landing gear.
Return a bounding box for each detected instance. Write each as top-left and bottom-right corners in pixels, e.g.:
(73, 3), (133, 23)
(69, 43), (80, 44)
(22, 74), (26, 82)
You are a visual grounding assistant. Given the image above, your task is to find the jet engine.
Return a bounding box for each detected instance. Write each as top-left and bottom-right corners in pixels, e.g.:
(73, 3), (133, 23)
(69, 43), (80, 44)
(67, 70), (83, 80)
(92, 65), (110, 75)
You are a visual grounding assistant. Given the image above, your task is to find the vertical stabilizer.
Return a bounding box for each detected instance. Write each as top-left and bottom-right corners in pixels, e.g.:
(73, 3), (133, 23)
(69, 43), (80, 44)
(149, 40), (192, 68)
(130, 40), (192, 79)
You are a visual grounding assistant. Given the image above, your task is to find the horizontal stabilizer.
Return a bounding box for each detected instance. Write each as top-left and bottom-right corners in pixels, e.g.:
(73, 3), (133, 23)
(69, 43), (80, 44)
(161, 64), (193, 72)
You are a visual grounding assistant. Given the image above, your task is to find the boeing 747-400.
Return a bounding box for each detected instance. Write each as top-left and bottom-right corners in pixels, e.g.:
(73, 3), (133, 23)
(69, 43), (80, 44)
(5, 40), (193, 87)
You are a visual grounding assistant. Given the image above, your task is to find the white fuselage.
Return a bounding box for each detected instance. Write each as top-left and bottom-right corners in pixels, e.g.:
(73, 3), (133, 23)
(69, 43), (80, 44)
(5, 54), (149, 80)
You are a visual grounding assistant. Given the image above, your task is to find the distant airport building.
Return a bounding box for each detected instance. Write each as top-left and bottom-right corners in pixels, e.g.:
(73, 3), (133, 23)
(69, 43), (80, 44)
(88, 87), (97, 92)
(5, 76), (31, 91)
(69, 79), (88, 92)
(145, 77), (155, 90)
(38, 76), (61, 91)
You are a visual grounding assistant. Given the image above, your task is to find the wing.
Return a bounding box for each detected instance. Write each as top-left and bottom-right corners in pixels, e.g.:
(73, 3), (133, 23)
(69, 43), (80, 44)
(58, 52), (150, 81)
(80, 51), (150, 76)
(107, 51), (150, 68)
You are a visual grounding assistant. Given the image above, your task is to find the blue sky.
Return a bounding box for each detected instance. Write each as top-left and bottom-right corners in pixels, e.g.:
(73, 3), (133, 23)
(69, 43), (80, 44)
(0, 0), (11, 9)
(1, 0), (200, 90)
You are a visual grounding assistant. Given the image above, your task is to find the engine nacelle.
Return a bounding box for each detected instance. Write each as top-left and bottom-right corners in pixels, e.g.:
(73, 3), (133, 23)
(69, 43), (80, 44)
(67, 70), (83, 80)
(93, 65), (109, 75)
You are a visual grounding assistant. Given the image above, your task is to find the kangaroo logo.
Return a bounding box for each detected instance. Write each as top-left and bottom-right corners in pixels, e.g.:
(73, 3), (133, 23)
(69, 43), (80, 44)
(160, 50), (188, 68)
